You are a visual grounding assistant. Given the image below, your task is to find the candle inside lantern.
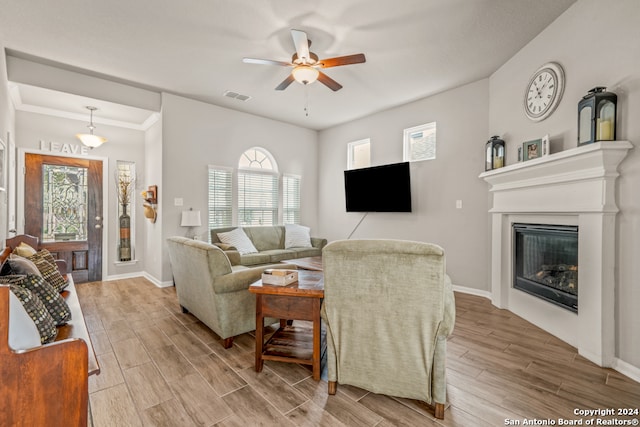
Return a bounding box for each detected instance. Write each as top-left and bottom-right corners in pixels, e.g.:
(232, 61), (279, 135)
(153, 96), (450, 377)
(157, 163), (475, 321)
(597, 119), (613, 141)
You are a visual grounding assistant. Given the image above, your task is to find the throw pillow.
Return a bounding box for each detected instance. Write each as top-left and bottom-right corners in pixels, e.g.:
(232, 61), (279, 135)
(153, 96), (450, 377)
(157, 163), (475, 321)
(27, 252), (68, 292)
(12, 241), (38, 258)
(285, 224), (312, 249)
(8, 283), (58, 344)
(8, 290), (42, 350)
(1, 254), (42, 276)
(217, 228), (258, 255)
(1, 274), (71, 326)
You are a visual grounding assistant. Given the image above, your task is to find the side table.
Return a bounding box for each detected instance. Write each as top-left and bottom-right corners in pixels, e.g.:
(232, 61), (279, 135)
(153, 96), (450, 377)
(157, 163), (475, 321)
(249, 270), (325, 380)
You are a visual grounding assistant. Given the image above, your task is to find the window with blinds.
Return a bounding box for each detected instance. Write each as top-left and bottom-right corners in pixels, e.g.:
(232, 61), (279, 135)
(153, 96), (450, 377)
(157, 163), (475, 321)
(207, 166), (233, 230)
(282, 174), (301, 224)
(238, 170), (278, 226)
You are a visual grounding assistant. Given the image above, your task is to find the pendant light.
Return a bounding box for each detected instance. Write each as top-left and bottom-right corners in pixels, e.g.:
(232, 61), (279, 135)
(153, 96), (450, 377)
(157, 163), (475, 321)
(76, 106), (107, 148)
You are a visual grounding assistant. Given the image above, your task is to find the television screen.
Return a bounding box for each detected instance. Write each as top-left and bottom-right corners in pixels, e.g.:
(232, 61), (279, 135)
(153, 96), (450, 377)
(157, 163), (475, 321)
(344, 162), (412, 212)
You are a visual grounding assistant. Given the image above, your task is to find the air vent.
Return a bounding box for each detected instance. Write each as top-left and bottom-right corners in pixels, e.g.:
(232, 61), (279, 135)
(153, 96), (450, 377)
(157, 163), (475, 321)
(223, 91), (252, 102)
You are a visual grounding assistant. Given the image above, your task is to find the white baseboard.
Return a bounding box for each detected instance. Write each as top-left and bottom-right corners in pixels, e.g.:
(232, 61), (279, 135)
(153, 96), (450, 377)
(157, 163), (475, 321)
(612, 357), (640, 383)
(452, 284), (492, 299)
(105, 271), (173, 288)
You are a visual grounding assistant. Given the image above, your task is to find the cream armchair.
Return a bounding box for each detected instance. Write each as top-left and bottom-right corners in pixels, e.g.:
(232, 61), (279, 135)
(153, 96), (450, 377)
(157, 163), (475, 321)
(167, 237), (294, 348)
(321, 239), (455, 419)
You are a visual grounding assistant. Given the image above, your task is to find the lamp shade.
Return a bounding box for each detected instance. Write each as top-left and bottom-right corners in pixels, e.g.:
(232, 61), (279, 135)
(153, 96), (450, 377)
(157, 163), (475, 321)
(180, 210), (202, 227)
(76, 133), (107, 148)
(292, 65), (319, 85)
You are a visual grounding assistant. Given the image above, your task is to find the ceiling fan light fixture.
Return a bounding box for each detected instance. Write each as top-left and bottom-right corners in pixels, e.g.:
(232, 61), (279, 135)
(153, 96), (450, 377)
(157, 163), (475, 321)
(292, 65), (319, 85)
(76, 106), (107, 148)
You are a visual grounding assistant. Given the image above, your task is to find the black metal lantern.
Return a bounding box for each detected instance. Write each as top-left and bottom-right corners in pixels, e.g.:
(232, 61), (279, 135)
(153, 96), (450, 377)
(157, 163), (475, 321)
(578, 87), (617, 146)
(485, 135), (505, 171)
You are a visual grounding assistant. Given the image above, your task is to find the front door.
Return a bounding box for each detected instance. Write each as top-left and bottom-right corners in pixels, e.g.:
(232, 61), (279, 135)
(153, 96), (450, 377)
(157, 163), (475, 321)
(24, 154), (103, 283)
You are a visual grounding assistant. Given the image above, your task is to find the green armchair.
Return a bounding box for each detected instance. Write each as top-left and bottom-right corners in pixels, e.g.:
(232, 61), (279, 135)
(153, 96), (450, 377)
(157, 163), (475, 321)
(167, 237), (294, 348)
(321, 239), (455, 419)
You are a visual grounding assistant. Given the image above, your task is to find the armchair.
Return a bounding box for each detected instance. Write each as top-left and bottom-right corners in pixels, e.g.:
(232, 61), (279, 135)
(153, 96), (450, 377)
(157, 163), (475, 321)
(321, 239), (455, 419)
(166, 237), (294, 348)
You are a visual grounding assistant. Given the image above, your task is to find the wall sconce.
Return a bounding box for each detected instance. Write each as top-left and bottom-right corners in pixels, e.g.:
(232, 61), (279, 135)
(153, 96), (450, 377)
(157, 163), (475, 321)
(181, 208), (202, 239)
(142, 185), (158, 223)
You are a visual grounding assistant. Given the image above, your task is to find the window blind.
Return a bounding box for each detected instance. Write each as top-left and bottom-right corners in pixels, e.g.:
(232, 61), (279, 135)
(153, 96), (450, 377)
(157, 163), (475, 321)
(238, 170), (278, 226)
(207, 166), (233, 232)
(282, 174), (301, 224)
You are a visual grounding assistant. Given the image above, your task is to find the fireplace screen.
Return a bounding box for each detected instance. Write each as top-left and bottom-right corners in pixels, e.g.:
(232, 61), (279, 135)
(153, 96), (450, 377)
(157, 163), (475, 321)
(513, 223), (578, 313)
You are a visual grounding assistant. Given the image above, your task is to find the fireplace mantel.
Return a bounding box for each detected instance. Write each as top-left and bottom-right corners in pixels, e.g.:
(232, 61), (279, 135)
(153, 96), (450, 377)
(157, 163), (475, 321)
(480, 140), (632, 367)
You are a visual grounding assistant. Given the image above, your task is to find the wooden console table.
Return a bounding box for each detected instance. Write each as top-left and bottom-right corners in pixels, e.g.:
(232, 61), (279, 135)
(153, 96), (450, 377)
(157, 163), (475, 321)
(249, 270), (325, 380)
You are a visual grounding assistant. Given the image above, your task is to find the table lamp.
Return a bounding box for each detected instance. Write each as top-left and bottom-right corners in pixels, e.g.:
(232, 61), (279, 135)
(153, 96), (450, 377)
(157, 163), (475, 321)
(180, 208), (202, 239)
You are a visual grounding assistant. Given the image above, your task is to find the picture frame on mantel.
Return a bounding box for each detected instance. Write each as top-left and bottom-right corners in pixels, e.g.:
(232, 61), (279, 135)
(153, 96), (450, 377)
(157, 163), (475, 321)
(523, 138), (542, 161)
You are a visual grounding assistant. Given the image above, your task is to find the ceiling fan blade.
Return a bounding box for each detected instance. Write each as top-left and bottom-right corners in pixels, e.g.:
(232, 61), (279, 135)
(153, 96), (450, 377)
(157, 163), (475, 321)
(319, 53), (366, 68)
(243, 57), (291, 67)
(291, 29), (311, 63)
(275, 74), (295, 91)
(317, 71), (343, 91)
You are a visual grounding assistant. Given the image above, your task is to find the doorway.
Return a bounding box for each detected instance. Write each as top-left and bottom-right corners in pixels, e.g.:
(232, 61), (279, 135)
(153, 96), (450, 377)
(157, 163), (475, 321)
(24, 153), (103, 283)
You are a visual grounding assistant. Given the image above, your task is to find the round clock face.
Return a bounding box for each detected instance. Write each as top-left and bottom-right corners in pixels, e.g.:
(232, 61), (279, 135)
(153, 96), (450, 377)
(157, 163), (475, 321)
(524, 62), (565, 121)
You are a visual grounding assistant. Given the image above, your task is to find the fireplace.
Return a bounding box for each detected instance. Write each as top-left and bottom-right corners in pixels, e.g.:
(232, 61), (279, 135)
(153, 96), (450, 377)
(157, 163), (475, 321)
(513, 223), (578, 313)
(480, 141), (632, 367)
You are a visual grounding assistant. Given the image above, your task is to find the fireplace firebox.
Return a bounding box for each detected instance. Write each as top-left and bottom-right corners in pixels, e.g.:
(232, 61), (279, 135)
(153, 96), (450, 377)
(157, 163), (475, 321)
(513, 223), (578, 313)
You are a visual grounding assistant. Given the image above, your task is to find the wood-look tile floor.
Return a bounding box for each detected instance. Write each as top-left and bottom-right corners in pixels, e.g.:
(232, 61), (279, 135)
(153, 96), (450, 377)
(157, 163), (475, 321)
(76, 278), (640, 427)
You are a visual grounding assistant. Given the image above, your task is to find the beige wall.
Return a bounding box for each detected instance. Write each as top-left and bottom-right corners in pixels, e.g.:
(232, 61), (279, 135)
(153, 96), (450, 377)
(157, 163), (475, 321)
(489, 0), (640, 370)
(159, 93), (319, 282)
(318, 79), (490, 290)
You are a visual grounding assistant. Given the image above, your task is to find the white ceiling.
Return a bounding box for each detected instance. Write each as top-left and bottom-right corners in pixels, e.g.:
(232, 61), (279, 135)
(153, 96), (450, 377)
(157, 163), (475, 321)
(0, 0), (576, 131)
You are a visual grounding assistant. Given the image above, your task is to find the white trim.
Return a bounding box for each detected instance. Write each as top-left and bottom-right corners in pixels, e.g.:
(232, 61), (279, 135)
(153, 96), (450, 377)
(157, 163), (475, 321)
(105, 271), (173, 288)
(347, 138), (371, 170)
(612, 358), (640, 384)
(452, 284), (492, 299)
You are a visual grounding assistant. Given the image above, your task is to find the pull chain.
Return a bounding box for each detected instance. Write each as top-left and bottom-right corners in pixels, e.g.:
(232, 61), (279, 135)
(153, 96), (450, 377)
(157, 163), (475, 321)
(304, 85), (310, 117)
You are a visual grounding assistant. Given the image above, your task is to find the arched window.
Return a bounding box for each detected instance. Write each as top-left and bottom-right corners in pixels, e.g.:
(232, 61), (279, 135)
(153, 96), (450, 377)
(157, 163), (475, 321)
(237, 147), (278, 226)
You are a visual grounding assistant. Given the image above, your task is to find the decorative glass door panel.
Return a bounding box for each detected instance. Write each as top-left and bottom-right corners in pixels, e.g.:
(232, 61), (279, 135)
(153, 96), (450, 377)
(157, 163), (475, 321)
(42, 164), (88, 242)
(25, 154), (103, 284)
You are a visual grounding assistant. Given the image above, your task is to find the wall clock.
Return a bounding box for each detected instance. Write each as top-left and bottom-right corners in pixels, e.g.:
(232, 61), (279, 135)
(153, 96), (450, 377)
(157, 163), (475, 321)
(524, 62), (565, 122)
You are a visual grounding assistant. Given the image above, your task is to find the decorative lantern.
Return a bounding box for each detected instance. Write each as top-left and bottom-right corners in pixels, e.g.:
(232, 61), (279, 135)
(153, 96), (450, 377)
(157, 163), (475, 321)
(485, 135), (505, 171)
(577, 87), (617, 146)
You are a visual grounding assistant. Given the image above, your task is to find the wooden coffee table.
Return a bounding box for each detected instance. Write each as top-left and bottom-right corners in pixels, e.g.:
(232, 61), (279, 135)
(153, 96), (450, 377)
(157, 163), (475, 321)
(280, 256), (322, 271)
(249, 270), (325, 380)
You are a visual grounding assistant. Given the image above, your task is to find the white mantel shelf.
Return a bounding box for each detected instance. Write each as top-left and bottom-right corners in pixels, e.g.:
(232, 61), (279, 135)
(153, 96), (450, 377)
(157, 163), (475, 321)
(479, 141), (633, 214)
(480, 140), (633, 367)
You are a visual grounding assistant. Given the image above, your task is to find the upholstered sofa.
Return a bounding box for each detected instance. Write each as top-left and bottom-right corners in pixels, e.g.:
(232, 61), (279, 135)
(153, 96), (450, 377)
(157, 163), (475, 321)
(167, 236), (296, 348)
(210, 225), (327, 267)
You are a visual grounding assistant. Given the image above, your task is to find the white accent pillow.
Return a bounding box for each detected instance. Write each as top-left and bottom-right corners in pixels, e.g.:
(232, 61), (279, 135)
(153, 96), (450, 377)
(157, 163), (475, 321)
(217, 228), (258, 255)
(285, 224), (312, 249)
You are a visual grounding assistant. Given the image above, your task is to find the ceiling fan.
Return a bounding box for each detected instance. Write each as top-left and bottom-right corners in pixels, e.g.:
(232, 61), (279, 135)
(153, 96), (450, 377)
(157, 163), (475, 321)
(243, 29), (366, 92)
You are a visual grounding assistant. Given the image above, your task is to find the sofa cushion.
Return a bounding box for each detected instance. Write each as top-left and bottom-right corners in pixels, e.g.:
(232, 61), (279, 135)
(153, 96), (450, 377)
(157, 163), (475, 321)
(239, 252), (272, 266)
(261, 249), (297, 263)
(27, 251), (69, 292)
(285, 224), (312, 248)
(1, 254), (41, 276)
(7, 283), (58, 344)
(244, 226), (284, 251)
(287, 247), (323, 258)
(1, 274), (71, 326)
(12, 241), (38, 258)
(217, 228), (258, 255)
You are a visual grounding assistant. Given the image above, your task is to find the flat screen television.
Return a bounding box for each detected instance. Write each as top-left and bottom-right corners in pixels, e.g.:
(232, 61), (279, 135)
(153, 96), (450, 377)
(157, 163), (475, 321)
(344, 162), (412, 212)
